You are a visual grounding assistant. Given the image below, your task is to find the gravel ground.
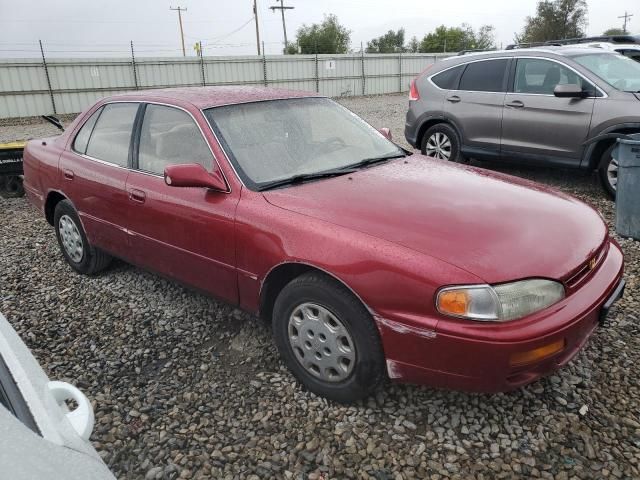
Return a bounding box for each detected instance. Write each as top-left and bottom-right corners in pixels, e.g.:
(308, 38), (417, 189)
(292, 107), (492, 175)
(1, 93), (639, 480)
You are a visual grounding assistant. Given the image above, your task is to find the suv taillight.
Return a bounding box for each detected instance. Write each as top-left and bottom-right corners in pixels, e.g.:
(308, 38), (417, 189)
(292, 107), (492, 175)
(409, 79), (420, 101)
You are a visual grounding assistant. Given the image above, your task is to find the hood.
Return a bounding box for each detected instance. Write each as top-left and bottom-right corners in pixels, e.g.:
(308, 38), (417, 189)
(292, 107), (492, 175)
(263, 155), (607, 284)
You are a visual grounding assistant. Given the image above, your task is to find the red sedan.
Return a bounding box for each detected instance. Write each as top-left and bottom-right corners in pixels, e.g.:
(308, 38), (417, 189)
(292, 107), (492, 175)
(23, 87), (625, 403)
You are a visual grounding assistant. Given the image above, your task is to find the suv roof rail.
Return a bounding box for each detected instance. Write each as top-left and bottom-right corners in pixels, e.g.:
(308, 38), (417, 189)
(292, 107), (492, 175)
(456, 49), (497, 56)
(507, 34), (640, 50)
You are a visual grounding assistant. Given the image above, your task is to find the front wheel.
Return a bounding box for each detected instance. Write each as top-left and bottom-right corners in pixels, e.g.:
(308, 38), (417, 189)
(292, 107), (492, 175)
(272, 272), (386, 403)
(421, 123), (463, 162)
(598, 143), (617, 200)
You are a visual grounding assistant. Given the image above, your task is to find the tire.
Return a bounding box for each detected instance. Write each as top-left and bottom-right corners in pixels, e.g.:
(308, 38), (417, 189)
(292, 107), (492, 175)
(421, 123), (463, 163)
(0, 176), (25, 199)
(272, 272), (386, 403)
(53, 200), (112, 275)
(598, 143), (617, 200)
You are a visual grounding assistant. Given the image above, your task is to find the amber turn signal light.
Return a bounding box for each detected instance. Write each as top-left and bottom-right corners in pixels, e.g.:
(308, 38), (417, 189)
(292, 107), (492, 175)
(509, 340), (565, 367)
(437, 290), (469, 316)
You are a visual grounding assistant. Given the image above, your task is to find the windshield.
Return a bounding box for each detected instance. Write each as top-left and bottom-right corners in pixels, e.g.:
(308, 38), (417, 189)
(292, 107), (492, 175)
(204, 98), (403, 189)
(570, 52), (640, 92)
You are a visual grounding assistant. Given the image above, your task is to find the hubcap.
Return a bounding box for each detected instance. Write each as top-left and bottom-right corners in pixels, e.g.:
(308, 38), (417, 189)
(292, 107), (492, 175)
(426, 132), (452, 160)
(287, 303), (356, 383)
(58, 215), (84, 263)
(607, 156), (618, 190)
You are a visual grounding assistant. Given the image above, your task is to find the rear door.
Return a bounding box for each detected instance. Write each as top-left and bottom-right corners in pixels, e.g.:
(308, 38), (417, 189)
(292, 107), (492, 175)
(442, 58), (510, 158)
(500, 57), (596, 165)
(59, 102), (139, 259)
(124, 103), (239, 303)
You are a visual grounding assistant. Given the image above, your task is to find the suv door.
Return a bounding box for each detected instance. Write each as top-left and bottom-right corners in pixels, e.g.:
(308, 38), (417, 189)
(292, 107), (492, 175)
(125, 103), (239, 303)
(501, 57), (596, 165)
(60, 102), (139, 259)
(0, 313), (115, 479)
(443, 58), (510, 158)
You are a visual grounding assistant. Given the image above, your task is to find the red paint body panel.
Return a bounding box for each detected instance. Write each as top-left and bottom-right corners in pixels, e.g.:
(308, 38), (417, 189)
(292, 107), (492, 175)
(22, 86), (624, 393)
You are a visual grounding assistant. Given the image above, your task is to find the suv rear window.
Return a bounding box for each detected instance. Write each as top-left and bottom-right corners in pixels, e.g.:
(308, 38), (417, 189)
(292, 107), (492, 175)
(459, 59), (509, 92)
(431, 65), (464, 89)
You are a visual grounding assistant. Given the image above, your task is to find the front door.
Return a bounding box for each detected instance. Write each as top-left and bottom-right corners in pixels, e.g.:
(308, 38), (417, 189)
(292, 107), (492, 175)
(124, 103), (239, 304)
(444, 58), (510, 158)
(59, 102), (139, 259)
(501, 58), (596, 165)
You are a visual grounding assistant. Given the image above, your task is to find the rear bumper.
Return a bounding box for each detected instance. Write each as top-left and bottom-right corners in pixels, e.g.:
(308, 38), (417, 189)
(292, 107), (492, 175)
(378, 240), (624, 393)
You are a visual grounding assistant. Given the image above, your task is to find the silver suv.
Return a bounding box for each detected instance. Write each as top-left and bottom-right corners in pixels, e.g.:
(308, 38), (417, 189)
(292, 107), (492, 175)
(404, 46), (640, 197)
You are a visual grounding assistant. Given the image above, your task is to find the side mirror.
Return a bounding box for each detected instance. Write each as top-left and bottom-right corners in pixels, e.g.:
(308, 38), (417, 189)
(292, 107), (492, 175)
(378, 127), (393, 141)
(164, 163), (228, 191)
(554, 84), (588, 98)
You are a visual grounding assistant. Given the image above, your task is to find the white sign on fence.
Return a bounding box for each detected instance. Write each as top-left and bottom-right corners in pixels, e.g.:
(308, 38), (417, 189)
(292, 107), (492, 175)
(325, 60), (335, 70)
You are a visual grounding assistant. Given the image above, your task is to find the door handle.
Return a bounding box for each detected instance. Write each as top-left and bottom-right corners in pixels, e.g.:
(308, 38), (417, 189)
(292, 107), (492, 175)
(129, 189), (146, 204)
(505, 100), (524, 108)
(63, 169), (74, 180)
(446, 95), (461, 103)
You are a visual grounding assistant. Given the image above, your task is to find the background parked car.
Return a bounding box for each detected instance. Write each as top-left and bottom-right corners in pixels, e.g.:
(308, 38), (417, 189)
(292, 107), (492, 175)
(0, 313), (115, 479)
(405, 46), (640, 198)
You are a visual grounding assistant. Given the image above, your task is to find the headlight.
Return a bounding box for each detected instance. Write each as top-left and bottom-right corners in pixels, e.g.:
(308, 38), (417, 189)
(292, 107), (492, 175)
(436, 279), (565, 322)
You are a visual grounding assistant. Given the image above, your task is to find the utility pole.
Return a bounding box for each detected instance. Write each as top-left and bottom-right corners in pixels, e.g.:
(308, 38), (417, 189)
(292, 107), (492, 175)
(618, 11), (634, 34)
(253, 0), (261, 55)
(170, 6), (187, 56)
(270, 0), (294, 53)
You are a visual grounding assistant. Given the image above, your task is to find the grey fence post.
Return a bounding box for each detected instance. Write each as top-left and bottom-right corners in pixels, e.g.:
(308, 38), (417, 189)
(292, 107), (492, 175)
(199, 41), (206, 86)
(360, 44), (366, 96)
(398, 52), (402, 92)
(262, 41), (267, 87)
(39, 40), (56, 115)
(130, 41), (139, 90)
(315, 52), (319, 93)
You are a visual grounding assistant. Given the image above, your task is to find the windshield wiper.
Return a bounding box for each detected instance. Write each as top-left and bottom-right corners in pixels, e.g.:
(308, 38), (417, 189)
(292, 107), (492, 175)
(258, 167), (358, 191)
(347, 152), (406, 170)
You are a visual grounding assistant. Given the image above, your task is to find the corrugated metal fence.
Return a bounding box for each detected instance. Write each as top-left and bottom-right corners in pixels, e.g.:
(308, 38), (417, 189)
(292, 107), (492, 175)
(0, 53), (452, 119)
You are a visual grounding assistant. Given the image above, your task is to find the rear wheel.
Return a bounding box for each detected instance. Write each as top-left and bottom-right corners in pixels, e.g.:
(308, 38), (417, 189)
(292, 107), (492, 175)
(421, 123), (463, 162)
(272, 272), (385, 403)
(598, 143), (617, 200)
(54, 200), (112, 275)
(0, 175), (25, 199)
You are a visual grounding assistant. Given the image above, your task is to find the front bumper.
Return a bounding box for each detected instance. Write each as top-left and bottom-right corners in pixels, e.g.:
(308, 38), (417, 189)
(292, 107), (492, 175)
(378, 240), (624, 393)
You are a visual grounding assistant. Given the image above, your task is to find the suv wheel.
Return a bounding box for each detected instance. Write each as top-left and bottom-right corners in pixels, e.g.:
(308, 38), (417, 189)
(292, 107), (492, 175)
(421, 124), (463, 162)
(598, 143), (617, 200)
(272, 272), (385, 403)
(54, 200), (112, 275)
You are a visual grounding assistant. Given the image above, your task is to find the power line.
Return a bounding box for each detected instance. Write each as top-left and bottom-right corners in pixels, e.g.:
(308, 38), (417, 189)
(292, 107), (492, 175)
(270, 0), (294, 53)
(169, 6), (187, 57)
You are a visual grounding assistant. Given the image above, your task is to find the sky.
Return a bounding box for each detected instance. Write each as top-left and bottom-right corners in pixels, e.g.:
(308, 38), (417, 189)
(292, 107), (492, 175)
(0, 0), (636, 58)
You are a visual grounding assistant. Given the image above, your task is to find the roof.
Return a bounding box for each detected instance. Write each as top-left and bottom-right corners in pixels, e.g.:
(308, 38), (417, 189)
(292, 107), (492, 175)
(105, 86), (322, 109)
(448, 45), (613, 61)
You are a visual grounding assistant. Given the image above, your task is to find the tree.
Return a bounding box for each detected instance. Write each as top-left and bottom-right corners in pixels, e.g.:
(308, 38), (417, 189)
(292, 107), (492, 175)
(603, 27), (625, 36)
(406, 36), (420, 53)
(293, 14), (351, 54)
(366, 29), (406, 53)
(419, 24), (495, 53)
(515, 0), (588, 44)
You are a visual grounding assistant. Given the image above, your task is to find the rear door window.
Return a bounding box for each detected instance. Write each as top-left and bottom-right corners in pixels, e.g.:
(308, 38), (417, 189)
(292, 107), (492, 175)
(459, 59), (509, 92)
(72, 107), (102, 154)
(431, 65), (464, 89)
(85, 103), (139, 167)
(137, 104), (214, 175)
